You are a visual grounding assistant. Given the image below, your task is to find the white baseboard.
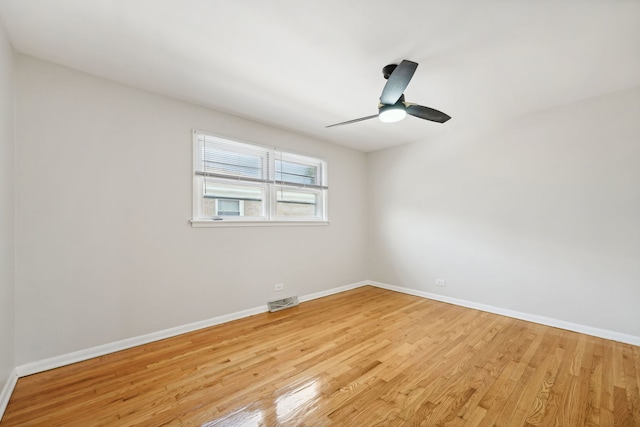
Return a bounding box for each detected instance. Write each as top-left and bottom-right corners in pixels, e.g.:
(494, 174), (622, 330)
(368, 281), (640, 346)
(16, 305), (269, 377)
(298, 280), (368, 303)
(0, 368), (18, 422)
(8, 277), (638, 417)
(16, 281), (369, 378)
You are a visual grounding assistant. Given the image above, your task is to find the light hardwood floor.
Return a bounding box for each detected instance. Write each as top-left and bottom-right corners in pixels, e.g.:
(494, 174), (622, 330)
(2, 286), (639, 426)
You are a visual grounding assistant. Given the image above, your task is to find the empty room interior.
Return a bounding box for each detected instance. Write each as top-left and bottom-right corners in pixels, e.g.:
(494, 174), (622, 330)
(0, 1), (639, 425)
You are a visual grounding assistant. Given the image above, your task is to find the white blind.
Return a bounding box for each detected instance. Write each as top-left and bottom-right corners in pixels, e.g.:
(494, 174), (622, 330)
(274, 155), (327, 190)
(276, 159), (317, 186)
(196, 134), (269, 183)
(195, 132), (327, 189)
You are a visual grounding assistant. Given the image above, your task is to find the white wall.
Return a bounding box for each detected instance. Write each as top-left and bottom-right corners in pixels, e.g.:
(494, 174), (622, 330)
(0, 21), (15, 400)
(10, 50), (640, 370)
(14, 55), (368, 366)
(368, 87), (640, 337)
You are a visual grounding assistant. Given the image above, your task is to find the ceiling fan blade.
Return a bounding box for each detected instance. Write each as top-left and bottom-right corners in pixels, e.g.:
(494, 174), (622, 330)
(326, 114), (378, 128)
(380, 60), (418, 105)
(406, 104), (451, 123)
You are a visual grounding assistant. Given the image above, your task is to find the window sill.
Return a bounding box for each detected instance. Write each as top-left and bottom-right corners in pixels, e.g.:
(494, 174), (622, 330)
(190, 220), (330, 228)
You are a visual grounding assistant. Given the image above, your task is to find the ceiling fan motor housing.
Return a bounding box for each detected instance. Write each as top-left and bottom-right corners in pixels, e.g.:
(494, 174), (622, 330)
(382, 64), (398, 80)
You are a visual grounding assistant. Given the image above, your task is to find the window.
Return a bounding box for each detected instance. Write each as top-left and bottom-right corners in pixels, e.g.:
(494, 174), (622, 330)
(192, 130), (328, 225)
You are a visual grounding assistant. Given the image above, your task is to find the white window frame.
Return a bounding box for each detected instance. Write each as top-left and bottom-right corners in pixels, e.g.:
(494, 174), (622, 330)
(272, 151), (325, 222)
(191, 130), (329, 227)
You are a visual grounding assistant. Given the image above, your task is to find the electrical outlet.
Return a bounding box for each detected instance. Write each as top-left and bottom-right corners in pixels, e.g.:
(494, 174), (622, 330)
(274, 283), (284, 291)
(435, 279), (446, 287)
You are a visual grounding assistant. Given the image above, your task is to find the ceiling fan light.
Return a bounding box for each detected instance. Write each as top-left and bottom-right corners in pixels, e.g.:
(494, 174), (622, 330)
(379, 105), (407, 123)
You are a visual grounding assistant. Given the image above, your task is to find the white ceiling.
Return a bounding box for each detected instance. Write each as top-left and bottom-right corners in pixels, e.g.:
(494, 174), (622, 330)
(1, 1), (639, 152)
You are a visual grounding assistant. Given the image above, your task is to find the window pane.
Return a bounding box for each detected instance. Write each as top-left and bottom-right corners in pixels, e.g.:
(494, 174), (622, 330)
(276, 189), (318, 217)
(204, 148), (263, 179)
(198, 135), (266, 181)
(203, 182), (264, 218)
(275, 159), (318, 185)
(216, 199), (241, 216)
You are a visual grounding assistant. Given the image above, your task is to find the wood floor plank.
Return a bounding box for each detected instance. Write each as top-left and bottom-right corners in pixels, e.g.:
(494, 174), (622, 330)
(523, 345), (564, 425)
(1, 286), (639, 426)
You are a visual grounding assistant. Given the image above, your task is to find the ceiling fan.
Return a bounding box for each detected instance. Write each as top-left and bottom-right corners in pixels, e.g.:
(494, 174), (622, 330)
(326, 59), (451, 128)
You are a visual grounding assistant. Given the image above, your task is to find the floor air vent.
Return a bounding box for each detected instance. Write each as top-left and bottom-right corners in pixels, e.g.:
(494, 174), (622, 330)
(268, 296), (299, 312)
